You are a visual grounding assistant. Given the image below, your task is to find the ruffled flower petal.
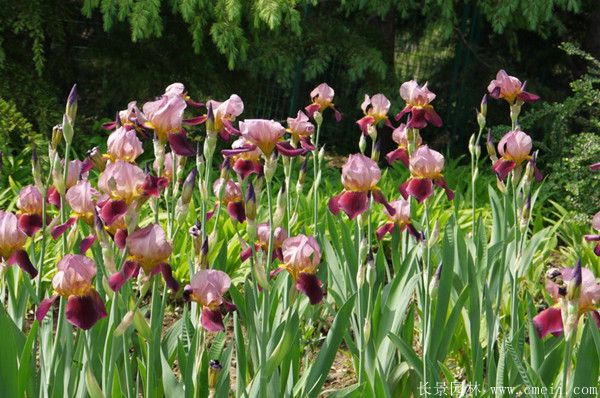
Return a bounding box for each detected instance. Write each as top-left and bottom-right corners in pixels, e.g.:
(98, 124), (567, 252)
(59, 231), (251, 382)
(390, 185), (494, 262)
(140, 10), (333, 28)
(532, 307), (563, 339)
(296, 272), (324, 304)
(65, 290), (107, 330)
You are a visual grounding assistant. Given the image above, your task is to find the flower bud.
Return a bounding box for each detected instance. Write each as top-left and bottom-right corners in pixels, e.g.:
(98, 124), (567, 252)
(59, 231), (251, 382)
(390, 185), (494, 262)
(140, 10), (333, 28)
(365, 250), (376, 287)
(480, 94), (488, 118)
(208, 359), (222, 390)
(273, 186), (286, 227)
(566, 260), (582, 301)
(62, 114), (74, 145)
(31, 147), (43, 190)
(477, 112), (486, 130)
(66, 84), (78, 123)
(181, 168), (198, 206)
(264, 153), (278, 182)
(318, 147), (325, 166)
(298, 156), (308, 185)
(371, 139), (381, 162)
(314, 111), (323, 126)
(245, 182), (257, 221)
(153, 135), (165, 172)
(52, 124), (63, 149)
(87, 146), (106, 172)
(486, 132), (497, 161)
(363, 319), (371, 343)
(359, 134), (367, 154)
(114, 310), (135, 336)
(356, 263), (366, 288)
(199, 237), (209, 269)
(206, 102), (215, 134)
(429, 263), (443, 296)
(203, 134), (217, 163)
(468, 134), (477, 157)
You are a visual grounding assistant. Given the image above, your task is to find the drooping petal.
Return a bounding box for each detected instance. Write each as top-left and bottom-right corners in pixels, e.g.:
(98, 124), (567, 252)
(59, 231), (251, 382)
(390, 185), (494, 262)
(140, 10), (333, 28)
(18, 213), (43, 236)
(517, 91), (540, 103)
(492, 159), (516, 181)
(296, 273), (323, 304)
(532, 307), (563, 339)
(114, 229), (128, 250)
(406, 223), (423, 241)
(275, 142), (308, 157)
(386, 148), (410, 167)
(590, 162), (600, 171)
(300, 137), (315, 151)
(100, 199), (128, 227)
(141, 175), (169, 198)
(336, 191), (369, 220)
(46, 186), (62, 209)
(406, 108), (427, 129)
(108, 261), (140, 292)
(405, 178), (434, 203)
(376, 223), (395, 240)
(233, 159), (263, 180)
(222, 146), (256, 157)
(183, 115), (208, 126)
(79, 235), (96, 254)
(357, 115), (376, 135)
(434, 178), (455, 200)
(7, 249), (37, 278)
(240, 246), (253, 262)
(226, 201), (246, 223)
(201, 307), (225, 332)
(168, 131), (196, 157)
(395, 106), (411, 122)
(65, 290), (107, 330)
(328, 194), (342, 216)
(158, 263), (179, 292)
(304, 103), (320, 119)
(424, 107), (443, 127)
(35, 294), (59, 322)
(372, 190), (396, 216)
(50, 217), (77, 240)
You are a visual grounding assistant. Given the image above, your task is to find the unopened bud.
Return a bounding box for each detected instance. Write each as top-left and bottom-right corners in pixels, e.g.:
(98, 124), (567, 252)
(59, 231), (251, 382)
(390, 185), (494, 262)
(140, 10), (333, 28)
(486, 132), (497, 162)
(62, 114), (74, 145)
(356, 263), (366, 288)
(566, 260), (582, 301)
(359, 134), (367, 154)
(273, 186), (286, 227)
(318, 147), (325, 165)
(31, 148), (43, 189)
(371, 139), (381, 162)
(468, 134), (477, 157)
(367, 124), (377, 142)
(66, 84), (78, 123)
(264, 153), (278, 182)
(88, 147), (106, 172)
(429, 263), (443, 295)
(365, 250), (376, 287)
(204, 134), (217, 163)
(363, 319), (371, 343)
(245, 182), (257, 221)
(52, 125), (63, 149)
(298, 156), (308, 185)
(208, 359), (222, 390)
(314, 111), (323, 126)
(114, 310), (135, 336)
(480, 94), (488, 118)
(181, 168), (198, 205)
(206, 103), (215, 134)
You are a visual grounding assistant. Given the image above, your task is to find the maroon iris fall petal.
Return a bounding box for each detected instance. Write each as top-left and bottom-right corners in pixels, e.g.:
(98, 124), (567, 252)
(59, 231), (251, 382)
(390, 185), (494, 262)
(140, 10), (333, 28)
(516, 91), (540, 103)
(335, 191), (370, 220)
(372, 190), (396, 216)
(100, 199), (128, 227)
(532, 307), (563, 339)
(183, 115), (208, 126)
(18, 213), (43, 236)
(405, 178), (434, 203)
(233, 159), (263, 180)
(240, 246), (253, 262)
(114, 229), (128, 250)
(357, 115), (376, 135)
(434, 178), (455, 200)
(168, 130), (196, 157)
(158, 263), (179, 292)
(65, 290), (107, 330)
(108, 260), (140, 292)
(275, 142), (308, 157)
(36, 294), (59, 322)
(376, 223), (395, 240)
(424, 108), (443, 127)
(296, 273), (324, 304)
(226, 201), (246, 223)
(142, 175), (169, 198)
(492, 159), (517, 181)
(8, 249), (37, 278)
(50, 217), (77, 240)
(385, 147), (409, 167)
(201, 307), (225, 332)
(46, 186), (61, 209)
(79, 235), (96, 254)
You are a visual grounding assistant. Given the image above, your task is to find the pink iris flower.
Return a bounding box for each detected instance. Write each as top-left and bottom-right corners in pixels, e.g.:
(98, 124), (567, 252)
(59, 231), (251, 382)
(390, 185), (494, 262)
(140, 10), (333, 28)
(305, 83), (342, 121)
(142, 83), (195, 156)
(0, 210), (37, 278)
(584, 211), (600, 256)
(491, 128), (542, 182)
(206, 95), (245, 140)
(533, 265), (600, 339)
(487, 70), (540, 105)
(212, 178), (246, 223)
(375, 199), (421, 240)
(399, 145), (454, 203)
(106, 126), (144, 163)
(287, 111), (316, 151)
(357, 94), (393, 134)
(17, 185), (44, 236)
(66, 180), (99, 224)
(240, 119), (307, 158)
(240, 223), (288, 263)
(36, 254), (107, 330)
(280, 234), (324, 304)
(108, 223), (179, 292)
(386, 123), (422, 167)
(396, 80), (442, 129)
(222, 138), (263, 180)
(329, 154), (395, 220)
(184, 269), (235, 332)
